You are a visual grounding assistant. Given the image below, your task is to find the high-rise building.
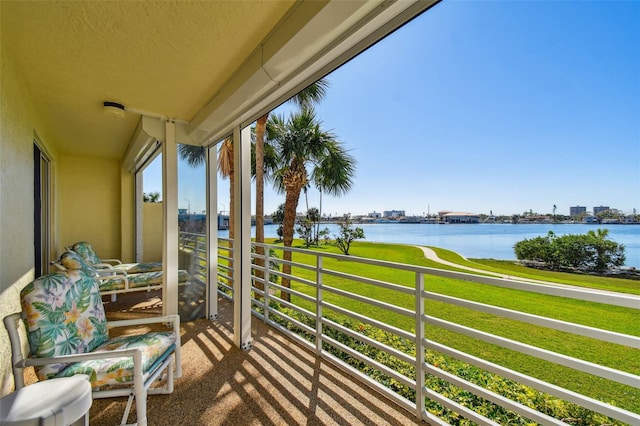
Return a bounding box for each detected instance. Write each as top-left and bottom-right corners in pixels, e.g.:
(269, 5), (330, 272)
(593, 206), (610, 215)
(570, 206), (586, 217)
(383, 210), (405, 218)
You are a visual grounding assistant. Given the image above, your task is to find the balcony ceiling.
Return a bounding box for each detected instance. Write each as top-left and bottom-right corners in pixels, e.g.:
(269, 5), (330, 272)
(1, 1), (437, 162)
(1, 1), (296, 159)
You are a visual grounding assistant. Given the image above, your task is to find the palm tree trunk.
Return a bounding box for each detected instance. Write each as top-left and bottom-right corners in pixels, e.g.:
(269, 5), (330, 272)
(316, 190), (323, 245)
(254, 114), (267, 295)
(282, 181), (303, 303)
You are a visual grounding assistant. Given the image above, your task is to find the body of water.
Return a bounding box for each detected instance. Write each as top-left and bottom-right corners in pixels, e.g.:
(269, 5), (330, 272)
(220, 223), (640, 268)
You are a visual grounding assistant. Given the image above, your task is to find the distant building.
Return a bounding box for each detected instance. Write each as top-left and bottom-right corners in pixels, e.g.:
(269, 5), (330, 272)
(569, 206), (586, 217)
(439, 212), (480, 224)
(383, 210), (405, 218)
(593, 206), (610, 215)
(368, 211), (381, 219)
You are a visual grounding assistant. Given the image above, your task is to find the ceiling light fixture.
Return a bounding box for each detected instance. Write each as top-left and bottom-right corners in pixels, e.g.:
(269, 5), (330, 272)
(103, 101), (126, 119)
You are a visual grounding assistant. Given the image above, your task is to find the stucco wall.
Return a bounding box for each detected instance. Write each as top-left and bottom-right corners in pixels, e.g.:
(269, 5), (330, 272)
(58, 155), (122, 260)
(143, 202), (164, 262)
(0, 39), (57, 395)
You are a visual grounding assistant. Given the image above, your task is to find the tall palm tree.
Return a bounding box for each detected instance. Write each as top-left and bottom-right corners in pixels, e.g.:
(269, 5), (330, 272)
(267, 107), (355, 301)
(254, 79), (329, 246)
(217, 137), (234, 239)
(254, 79), (329, 291)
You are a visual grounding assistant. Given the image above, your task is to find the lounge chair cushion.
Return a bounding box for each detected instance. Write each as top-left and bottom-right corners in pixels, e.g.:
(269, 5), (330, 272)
(71, 241), (163, 273)
(55, 332), (176, 388)
(98, 270), (191, 292)
(113, 262), (163, 274)
(20, 271), (109, 380)
(60, 250), (99, 276)
(70, 241), (102, 266)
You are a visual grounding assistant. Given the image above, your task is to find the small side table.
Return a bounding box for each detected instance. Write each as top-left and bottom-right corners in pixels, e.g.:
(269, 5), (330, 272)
(0, 375), (92, 426)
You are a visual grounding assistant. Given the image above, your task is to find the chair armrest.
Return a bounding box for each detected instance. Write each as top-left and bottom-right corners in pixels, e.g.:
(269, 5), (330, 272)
(101, 258), (123, 265)
(18, 347), (144, 368)
(94, 263), (115, 270)
(95, 269), (127, 277)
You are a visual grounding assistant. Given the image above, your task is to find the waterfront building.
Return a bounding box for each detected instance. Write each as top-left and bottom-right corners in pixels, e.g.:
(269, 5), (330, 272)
(570, 206), (587, 217)
(594, 206), (610, 215)
(383, 210), (405, 218)
(439, 211), (480, 223)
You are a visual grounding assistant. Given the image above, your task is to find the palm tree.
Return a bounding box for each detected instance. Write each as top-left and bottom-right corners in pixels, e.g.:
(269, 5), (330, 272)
(254, 79), (329, 246)
(267, 107), (355, 301)
(254, 79), (329, 291)
(179, 139), (234, 239)
(216, 137), (234, 239)
(143, 191), (161, 203)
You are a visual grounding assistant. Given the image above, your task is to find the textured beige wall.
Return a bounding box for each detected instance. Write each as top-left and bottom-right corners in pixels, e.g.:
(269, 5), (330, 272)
(58, 155), (122, 260)
(143, 202), (164, 262)
(0, 41), (57, 395)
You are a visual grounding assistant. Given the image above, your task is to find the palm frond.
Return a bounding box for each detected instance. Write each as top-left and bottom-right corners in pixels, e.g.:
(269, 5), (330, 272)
(290, 78), (330, 109)
(217, 136), (233, 179)
(178, 144), (206, 167)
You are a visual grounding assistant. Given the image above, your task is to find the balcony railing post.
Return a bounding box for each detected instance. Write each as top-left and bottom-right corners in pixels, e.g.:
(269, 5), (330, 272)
(415, 271), (425, 420)
(264, 245), (270, 322)
(316, 255), (323, 354)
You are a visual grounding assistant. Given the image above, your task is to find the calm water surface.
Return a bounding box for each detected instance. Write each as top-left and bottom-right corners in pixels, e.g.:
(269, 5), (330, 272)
(223, 223), (639, 268)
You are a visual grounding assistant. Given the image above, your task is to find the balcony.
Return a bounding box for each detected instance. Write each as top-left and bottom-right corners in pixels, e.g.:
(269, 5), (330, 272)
(85, 234), (640, 425)
(15, 235), (640, 424)
(87, 292), (420, 425)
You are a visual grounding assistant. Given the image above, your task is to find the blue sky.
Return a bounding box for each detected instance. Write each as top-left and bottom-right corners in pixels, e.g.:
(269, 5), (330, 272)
(146, 0), (640, 217)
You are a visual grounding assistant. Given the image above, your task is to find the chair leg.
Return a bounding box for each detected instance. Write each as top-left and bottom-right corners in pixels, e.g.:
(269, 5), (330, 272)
(70, 413), (89, 426)
(135, 387), (148, 426)
(121, 393), (135, 425)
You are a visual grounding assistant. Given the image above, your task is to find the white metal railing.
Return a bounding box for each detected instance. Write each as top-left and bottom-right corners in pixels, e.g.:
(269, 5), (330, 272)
(250, 241), (640, 426)
(179, 232), (640, 425)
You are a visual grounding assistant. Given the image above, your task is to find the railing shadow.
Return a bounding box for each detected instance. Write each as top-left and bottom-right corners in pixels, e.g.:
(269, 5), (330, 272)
(90, 292), (420, 425)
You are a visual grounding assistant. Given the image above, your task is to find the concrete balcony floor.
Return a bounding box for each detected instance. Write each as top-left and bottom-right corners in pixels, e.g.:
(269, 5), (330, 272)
(86, 290), (423, 425)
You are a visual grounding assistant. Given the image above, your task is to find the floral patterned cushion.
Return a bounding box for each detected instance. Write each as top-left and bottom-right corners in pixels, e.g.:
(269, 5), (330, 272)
(72, 241), (163, 273)
(60, 250), (98, 277)
(98, 270), (191, 292)
(71, 241), (101, 266)
(20, 271), (109, 380)
(55, 332), (176, 388)
(113, 262), (163, 274)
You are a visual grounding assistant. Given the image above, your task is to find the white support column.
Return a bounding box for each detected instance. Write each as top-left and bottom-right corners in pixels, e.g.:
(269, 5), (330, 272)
(135, 172), (144, 263)
(232, 125), (252, 350)
(206, 143), (219, 320)
(162, 121), (179, 317)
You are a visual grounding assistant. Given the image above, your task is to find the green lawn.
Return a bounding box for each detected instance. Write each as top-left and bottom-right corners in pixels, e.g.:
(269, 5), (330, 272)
(259, 239), (640, 414)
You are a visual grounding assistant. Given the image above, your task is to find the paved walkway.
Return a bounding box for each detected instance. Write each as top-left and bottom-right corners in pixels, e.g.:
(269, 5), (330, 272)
(415, 246), (639, 299)
(416, 246), (505, 277)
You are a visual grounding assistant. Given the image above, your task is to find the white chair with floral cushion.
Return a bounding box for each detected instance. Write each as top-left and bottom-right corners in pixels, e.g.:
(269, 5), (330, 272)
(70, 241), (163, 274)
(3, 266), (182, 426)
